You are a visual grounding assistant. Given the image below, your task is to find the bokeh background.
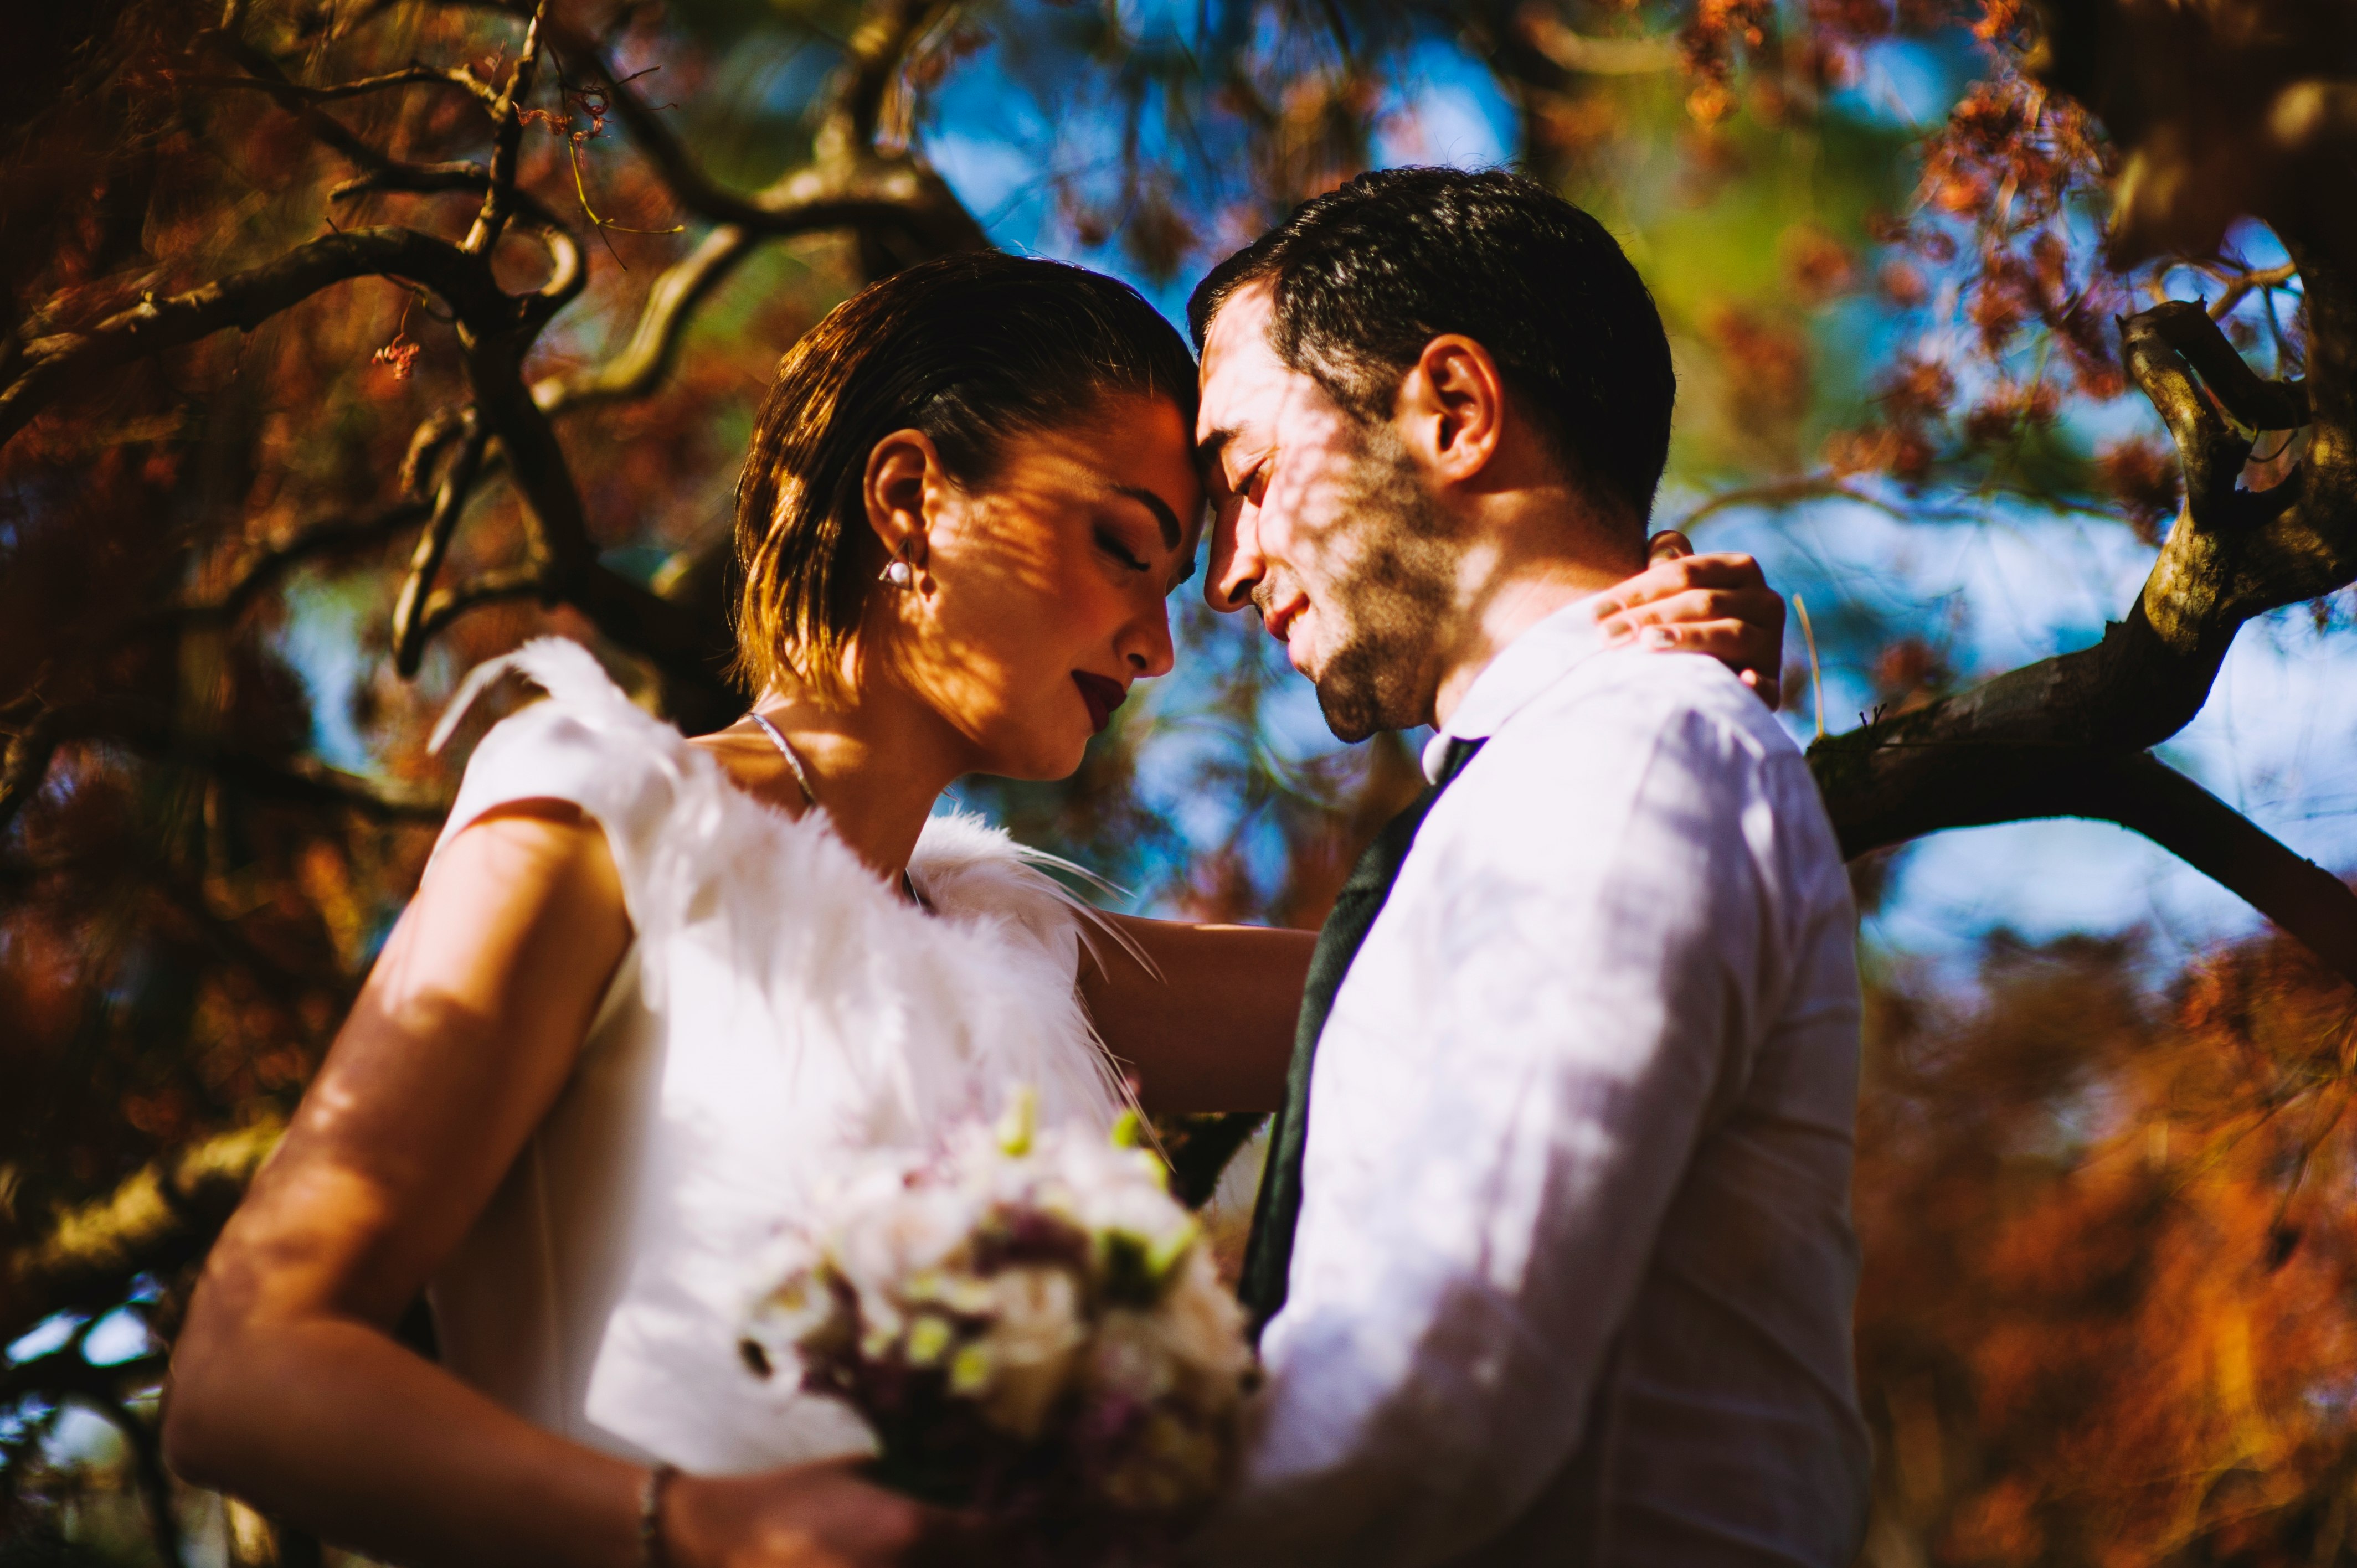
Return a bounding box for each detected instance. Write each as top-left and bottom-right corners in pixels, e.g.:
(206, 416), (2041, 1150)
(7, 0), (2357, 1562)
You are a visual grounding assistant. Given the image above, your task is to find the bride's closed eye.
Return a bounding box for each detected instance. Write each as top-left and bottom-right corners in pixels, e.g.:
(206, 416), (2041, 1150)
(1094, 522), (1152, 574)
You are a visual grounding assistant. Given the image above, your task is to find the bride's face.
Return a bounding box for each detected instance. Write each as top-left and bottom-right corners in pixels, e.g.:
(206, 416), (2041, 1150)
(864, 391), (1203, 780)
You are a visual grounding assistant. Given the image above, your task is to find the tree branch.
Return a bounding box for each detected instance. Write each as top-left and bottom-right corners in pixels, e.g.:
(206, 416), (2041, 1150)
(330, 159), (578, 244)
(2133, 298), (2310, 433)
(183, 499), (434, 630)
(532, 224), (754, 414)
(415, 563), (552, 643)
(179, 61), (495, 107)
(1824, 744), (2357, 984)
(1809, 283), (2357, 973)
(2, 227), (493, 447)
(0, 1122), (282, 1348)
(392, 410), (490, 675)
(816, 0), (954, 158)
(2205, 260), (2299, 321)
(452, 310), (737, 703)
(553, 11), (987, 258)
(461, 1), (549, 258)
(202, 751), (450, 822)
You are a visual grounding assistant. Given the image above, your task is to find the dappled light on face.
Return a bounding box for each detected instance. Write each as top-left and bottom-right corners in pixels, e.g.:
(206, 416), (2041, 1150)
(870, 405), (1197, 781)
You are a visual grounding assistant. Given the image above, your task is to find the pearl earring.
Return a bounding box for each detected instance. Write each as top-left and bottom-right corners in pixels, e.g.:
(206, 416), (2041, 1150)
(883, 559), (914, 587)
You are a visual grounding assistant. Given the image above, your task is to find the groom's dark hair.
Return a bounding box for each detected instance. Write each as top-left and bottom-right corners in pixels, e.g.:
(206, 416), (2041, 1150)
(1187, 167), (1676, 528)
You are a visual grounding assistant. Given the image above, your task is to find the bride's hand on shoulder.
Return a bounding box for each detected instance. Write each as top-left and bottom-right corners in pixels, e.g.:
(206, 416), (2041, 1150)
(663, 1463), (967, 1568)
(1593, 529), (1789, 709)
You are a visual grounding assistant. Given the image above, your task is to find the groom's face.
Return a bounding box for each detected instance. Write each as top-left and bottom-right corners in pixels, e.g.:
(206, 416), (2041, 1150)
(1194, 282), (1458, 742)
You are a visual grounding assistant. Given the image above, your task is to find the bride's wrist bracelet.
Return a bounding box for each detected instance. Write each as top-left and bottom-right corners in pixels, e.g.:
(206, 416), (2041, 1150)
(639, 1463), (680, 1568)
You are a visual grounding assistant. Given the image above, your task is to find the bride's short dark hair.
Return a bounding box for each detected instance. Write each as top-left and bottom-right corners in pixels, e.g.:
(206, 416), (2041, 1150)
(733, 252), (1197, 703)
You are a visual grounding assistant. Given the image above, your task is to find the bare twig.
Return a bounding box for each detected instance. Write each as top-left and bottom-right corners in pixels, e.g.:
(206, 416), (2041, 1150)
(461, 1), (550, 257)
(186, 499), (435, 628)
(417, 564), (553, 643)
(330, 160), (577, 241)
(2, 227), (493, 447)
(1671, 475), (1913, 532)
(532, 225), (753, 414)
(392, 410), (491, 674)
(178, 61), (495, 106)
(2207, 260), (2301, 321)
(554, 11), (988, 257)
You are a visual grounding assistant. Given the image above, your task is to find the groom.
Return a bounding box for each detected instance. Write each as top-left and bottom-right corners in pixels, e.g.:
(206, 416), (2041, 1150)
(1183, 168), (1871, 1565)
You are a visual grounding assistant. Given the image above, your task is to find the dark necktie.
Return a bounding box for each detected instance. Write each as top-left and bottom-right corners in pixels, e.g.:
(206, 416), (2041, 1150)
(1237, 735), (1487, 1337)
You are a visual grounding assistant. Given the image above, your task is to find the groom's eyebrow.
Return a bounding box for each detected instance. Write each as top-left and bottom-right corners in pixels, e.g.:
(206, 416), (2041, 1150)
(1193, 429), (1236, 483)
(1114, 484), (1183, 551)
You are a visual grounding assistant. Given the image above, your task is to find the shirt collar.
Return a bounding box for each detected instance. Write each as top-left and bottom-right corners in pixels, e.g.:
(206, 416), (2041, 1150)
(1419, 593), (1613, 783)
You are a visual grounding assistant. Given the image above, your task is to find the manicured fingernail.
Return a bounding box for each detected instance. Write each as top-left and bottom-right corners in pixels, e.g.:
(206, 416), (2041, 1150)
(1602, 622), (1635, 646)
(1641, 625), (1676, 648)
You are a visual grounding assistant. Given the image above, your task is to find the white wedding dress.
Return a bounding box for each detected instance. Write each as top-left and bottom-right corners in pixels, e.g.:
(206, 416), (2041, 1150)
(421, 638), (1129, 1473)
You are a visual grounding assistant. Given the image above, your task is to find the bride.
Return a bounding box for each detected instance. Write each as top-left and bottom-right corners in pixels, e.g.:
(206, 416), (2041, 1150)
(162, 251), (1788, 1568)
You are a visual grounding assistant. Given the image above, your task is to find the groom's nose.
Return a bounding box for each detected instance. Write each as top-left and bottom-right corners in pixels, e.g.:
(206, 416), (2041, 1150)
(1205, 499), (1265, 615)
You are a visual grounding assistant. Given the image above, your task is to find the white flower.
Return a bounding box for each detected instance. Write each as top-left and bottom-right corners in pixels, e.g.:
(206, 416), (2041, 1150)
(977, 1265), (1087, 1439)
(1158, 1248), (1255, 1393)
(743, 1086), (1260, 1523)
(1086, 1307), (1175, 1403)
(830, 1180), (976, 1311)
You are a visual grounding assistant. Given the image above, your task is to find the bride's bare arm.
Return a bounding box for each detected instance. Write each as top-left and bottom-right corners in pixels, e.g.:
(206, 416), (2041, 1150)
(165, 803), (924, 1568)
(1080, 917), (1314, 1114)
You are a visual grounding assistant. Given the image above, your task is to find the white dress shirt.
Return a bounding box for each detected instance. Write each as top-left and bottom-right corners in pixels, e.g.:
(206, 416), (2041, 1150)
(1200, 599), (1871, 1566)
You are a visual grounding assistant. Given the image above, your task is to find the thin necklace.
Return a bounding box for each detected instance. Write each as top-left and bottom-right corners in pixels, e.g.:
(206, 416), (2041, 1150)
(745, 710), (816, 807)
(743, 710), (928, 911)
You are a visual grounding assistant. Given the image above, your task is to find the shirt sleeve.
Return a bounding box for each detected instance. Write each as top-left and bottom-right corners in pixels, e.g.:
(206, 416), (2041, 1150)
(1193, 674), (1789, 1566)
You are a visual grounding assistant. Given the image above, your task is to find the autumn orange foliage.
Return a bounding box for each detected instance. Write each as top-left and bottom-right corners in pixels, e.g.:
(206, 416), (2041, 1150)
(1857, 929), (2357, 1564)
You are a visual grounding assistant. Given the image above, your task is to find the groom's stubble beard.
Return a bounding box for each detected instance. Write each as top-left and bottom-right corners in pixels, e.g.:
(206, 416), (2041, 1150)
(1263, 421), (1464, 745)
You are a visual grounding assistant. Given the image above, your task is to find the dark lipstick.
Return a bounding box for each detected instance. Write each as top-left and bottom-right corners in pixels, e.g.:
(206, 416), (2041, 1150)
(1072, 672), (1128, 734)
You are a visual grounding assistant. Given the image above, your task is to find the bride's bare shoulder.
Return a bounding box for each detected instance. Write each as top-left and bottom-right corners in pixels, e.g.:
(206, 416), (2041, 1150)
(414, 802), (631, 978)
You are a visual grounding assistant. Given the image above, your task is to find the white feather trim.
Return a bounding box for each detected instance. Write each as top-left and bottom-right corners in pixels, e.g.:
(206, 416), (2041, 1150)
(430, 636), (1132, 1140)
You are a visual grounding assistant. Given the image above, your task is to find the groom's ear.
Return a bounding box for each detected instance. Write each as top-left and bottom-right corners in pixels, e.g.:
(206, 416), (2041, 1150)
(1393, 334), (1507, 488)
(862, 429), (941, 563)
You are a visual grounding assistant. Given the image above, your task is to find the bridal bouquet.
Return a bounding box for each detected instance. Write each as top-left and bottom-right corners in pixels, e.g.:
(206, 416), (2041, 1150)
(740, 1090), (1258, 1559)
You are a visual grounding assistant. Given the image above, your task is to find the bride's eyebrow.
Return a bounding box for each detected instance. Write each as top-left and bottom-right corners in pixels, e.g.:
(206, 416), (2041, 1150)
(1112, 484), (1183, 551)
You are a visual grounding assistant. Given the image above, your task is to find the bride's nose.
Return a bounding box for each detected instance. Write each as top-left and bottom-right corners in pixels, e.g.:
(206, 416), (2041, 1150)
(1118, 602), (1176, 680)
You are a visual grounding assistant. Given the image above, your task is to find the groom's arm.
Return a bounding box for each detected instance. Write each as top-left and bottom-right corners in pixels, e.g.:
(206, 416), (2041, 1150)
(1194, 674), (1792, 1567)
